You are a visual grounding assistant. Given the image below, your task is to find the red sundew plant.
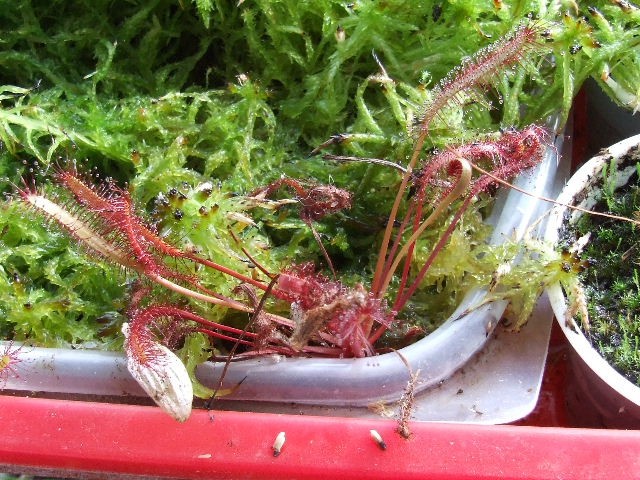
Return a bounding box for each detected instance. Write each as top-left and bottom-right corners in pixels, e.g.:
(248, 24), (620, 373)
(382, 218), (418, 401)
(15, 21), (553, 420)
(251, 177), (352, 276)
(0, 341), (28, 388)
(18, 169), (386, 359)
(369, 21), (550, 299)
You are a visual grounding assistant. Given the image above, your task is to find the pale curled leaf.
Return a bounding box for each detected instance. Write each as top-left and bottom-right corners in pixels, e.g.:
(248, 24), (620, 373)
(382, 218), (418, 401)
(122, 323), (193, 422)
(602, 65), (640, 114)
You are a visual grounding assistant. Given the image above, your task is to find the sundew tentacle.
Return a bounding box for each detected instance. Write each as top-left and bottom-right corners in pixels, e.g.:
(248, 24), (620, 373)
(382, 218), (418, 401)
(417, 22), (546, 135)
(371, 22), (547, 297)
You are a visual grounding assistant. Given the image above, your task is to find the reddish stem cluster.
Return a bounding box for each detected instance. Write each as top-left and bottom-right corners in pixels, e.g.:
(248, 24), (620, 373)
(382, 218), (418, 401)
(396, 126), (547, 310)
(365, 125), (548, 343)
(275, 263), (393, 357)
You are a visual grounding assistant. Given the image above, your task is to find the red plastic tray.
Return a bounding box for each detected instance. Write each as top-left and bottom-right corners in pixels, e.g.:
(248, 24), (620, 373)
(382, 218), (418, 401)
(0, 392), (639, 480)
(0, 324), (639, 480)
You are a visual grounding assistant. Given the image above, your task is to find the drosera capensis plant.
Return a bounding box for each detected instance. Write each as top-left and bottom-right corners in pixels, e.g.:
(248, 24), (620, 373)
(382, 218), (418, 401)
(13, 20), (556, 420)
(15, 131), (549, 419)
(4, 2), (640, 420)
(1, 2), (637, 341)
(331, 18), (553, 341)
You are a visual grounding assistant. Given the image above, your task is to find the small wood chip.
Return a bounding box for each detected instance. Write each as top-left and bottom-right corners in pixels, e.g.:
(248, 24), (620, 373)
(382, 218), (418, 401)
(272, 431), (286, 457)
(370, 429), (387, 450)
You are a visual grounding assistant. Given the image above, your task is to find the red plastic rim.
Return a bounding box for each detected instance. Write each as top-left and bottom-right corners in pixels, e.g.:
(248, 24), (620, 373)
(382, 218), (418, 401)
(0, 394), (639, 479)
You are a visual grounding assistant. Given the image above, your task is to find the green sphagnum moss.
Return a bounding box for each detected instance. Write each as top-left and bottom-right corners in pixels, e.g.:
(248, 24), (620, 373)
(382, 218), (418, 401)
(0, 1), (639, 363)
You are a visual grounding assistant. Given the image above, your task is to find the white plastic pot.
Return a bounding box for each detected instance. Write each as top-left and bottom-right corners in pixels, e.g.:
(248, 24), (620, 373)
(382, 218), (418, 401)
(545, 134), (640, 428)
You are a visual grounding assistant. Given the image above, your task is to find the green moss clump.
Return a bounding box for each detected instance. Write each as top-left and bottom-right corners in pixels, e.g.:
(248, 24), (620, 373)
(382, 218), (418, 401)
(571, 164), (640, 385)
(0, 0), (639, 350)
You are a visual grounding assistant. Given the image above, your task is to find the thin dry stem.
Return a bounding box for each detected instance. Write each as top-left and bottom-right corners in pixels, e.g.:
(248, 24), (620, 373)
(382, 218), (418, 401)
(470, 162), (640, 227)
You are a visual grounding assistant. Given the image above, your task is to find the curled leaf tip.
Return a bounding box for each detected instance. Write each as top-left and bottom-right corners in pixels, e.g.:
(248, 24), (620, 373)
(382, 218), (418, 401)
(122, 323), (194, 422)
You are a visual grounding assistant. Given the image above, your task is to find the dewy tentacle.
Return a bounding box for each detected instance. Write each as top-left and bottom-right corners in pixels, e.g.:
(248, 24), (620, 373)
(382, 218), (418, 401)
(371, 22), (545, 297)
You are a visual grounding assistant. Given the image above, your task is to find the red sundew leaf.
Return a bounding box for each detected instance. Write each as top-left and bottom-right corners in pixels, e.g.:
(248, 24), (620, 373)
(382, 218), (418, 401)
(19, 170), (256, 312)
(276, 264), (394, 357)
(251, 178), (352, 276)
(417, 22), (547, 136)
(251, 177), (351, 222)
